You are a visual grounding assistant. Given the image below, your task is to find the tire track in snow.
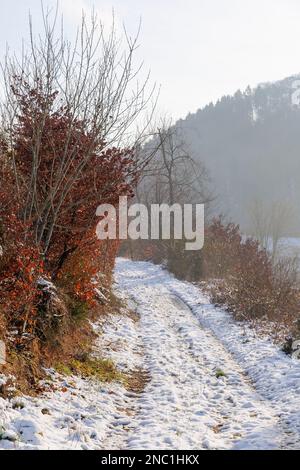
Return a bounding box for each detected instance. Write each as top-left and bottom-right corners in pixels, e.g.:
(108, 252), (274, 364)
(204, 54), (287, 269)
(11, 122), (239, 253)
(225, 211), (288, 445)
(167, 283), (300, 450)
(169, 294), (300, 450)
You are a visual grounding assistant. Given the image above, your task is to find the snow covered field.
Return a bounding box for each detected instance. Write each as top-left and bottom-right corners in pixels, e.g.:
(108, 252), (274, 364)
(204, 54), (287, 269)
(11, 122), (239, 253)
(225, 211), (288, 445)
(0, 258), (300, 450)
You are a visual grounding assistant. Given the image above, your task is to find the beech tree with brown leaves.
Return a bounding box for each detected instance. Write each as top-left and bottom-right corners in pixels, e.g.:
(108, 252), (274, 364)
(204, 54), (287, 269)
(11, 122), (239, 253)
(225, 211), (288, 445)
(0, 7), (154, 345)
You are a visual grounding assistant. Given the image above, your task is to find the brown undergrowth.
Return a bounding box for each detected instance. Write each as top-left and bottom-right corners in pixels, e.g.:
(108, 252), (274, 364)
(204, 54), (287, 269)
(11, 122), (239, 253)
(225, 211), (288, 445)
(0, 287), (128, 396)
(125, 218), (300, 350)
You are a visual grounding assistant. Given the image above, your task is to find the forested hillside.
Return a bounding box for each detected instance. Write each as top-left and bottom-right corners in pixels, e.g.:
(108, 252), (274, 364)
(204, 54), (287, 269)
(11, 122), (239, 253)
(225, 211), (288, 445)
(175, 76), (300, 233)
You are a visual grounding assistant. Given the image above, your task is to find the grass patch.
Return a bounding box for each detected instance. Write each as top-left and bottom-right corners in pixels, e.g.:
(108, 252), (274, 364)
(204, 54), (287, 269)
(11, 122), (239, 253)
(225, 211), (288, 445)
(55, 362), (73, 376)
(56, 356), (127, 384)
(215, 368), (227, 379)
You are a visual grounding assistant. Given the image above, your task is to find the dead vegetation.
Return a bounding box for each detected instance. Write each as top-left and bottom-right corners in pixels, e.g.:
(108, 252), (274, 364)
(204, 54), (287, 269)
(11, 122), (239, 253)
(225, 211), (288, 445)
(126, 368), (151, 394)
(0, 281), (130, 395)
(130, 217), (300, 350)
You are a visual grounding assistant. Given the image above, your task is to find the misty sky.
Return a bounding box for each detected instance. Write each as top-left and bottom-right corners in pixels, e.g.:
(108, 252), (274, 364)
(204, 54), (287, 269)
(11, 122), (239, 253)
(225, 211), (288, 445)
(1, 0), (300, 120)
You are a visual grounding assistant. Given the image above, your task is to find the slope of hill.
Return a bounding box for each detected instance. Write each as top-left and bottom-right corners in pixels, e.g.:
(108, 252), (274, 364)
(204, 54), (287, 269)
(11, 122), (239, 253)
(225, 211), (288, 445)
(175, 75), (300, 232)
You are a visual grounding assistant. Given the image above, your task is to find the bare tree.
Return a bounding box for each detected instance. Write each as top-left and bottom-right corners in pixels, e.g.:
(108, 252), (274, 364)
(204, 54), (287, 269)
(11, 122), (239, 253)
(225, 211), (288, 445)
(123, 120), (213, 261)
(137, 120), (213, 207)
(249, 199), (294, 260)
(0, 5), (156, 256)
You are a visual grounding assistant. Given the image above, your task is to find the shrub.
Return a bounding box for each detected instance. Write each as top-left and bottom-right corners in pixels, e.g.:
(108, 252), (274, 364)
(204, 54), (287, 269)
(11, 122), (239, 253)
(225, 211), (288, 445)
(0, 81), (136, 353)
(205, 222), (300, 332)
(136, 217), (300, 336)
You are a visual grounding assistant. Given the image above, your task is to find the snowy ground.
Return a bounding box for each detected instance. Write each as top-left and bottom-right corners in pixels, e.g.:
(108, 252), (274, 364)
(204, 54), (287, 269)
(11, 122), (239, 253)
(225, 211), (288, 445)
(0, 257), (300, 450)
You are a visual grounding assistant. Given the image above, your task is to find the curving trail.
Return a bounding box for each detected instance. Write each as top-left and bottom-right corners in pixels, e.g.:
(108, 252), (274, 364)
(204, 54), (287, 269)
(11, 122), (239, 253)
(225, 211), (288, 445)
(112, 258), (300, 450)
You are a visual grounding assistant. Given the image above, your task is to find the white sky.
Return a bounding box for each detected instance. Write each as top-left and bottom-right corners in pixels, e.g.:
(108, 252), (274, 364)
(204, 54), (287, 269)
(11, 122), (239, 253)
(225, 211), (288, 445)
(1, 0), (300, 121)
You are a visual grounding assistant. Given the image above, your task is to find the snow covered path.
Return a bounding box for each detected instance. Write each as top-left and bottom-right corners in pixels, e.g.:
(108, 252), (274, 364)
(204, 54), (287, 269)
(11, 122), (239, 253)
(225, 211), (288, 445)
(114, 258), (300, 450)
(1, 258), (299, 450)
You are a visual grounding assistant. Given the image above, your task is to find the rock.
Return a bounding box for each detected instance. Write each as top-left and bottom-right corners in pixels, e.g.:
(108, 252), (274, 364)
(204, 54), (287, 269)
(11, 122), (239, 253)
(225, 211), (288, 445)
(283, 336), (300, 359)
(12, 398), (26, 410)
(1, 430), (18, 442)
(292, 340), (300, 360)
